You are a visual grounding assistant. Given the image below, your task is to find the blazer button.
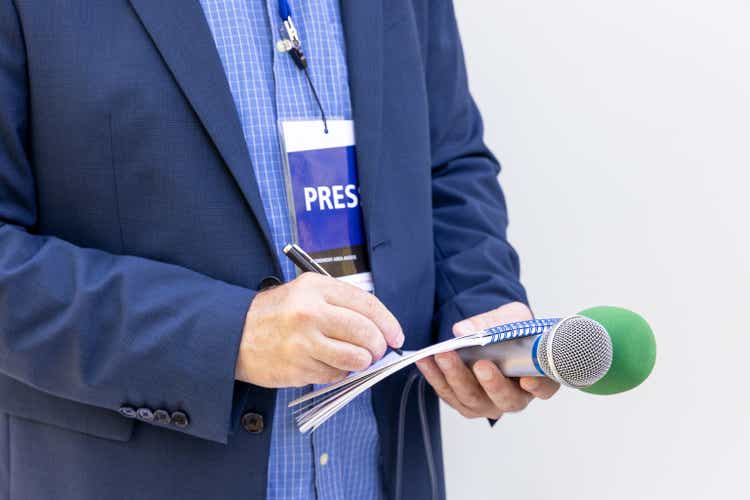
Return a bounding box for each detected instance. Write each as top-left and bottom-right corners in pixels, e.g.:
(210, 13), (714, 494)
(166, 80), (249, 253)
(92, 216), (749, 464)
(153, 409), (171, 425)
(171, 411), (190, 429)
(119, 406), (137, 419)
(258, 276), (282, 291)
(136, 408), (154, 422)
(241, 412), (264, 434)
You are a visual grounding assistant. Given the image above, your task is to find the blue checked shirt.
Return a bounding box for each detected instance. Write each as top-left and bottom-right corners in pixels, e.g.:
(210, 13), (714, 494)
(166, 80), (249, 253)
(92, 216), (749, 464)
(198, 1), (384, 499)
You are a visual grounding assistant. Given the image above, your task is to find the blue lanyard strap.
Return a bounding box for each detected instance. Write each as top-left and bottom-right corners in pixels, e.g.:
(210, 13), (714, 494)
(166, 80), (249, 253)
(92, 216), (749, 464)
(278, 0), (292, 21)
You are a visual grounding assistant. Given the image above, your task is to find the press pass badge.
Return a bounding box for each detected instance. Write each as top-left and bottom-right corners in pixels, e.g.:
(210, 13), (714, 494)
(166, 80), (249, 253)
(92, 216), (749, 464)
(280, 120), (373, 292)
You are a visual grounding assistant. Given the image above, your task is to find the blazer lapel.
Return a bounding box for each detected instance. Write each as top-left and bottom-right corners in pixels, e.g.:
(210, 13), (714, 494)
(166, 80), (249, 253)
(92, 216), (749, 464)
(340, 0), (385, 246)
(127, 0), (276, 258)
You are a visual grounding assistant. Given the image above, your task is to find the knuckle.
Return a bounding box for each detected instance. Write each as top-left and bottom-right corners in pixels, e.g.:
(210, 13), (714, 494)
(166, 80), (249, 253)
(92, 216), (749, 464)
(492, 387), (513, 404)
(288, 334), (309, 354)
(363, 293), (380, 317)
(291, 303), (318, 324)
(347, 317), (384, 357)
(353, 350), (372, 370)
(476, 403), (497, 417)
(488, 393), (509, 411)
(507, 404), (523, 413)
(340, 314), (360, 337)
(458, 408), (479, 419)
(334, 351), (352, 369)
(454, 405), (469, 417)
(432, 380), (451, 396)
(507, 397), (529, 413)
(336, 350), (364, 370)
(479, 378), (500, 395)
(366, 329), (388, 359)
(462, 391), (485, 409)
(297, 272), (320, 286)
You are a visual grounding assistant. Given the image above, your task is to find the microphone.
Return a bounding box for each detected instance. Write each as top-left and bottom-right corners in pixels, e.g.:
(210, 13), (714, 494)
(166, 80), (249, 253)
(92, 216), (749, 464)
(459, 306), (656, 394)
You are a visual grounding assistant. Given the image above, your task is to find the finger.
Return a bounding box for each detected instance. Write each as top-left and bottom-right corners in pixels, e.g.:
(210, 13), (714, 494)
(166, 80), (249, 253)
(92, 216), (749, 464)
(316, 276), (404, 348)
(416, 358), (479, 418)
(310, 334), (373, 372)
(472, 360), (533, 413)
(433, 351), (496, 414)
(520, 377), (560, 400)
(319, 305), (388, 361)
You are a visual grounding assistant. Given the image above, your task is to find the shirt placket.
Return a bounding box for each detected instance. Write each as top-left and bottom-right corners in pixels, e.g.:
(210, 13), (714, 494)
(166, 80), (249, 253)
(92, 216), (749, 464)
(266, 1), (337, 498)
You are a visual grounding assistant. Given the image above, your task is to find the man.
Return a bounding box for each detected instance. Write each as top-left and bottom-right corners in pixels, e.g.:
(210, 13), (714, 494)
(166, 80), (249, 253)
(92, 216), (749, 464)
(0, 1), (559, 499)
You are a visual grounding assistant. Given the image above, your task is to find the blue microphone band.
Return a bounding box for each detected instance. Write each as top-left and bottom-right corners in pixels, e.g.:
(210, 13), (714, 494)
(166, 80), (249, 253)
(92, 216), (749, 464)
(531, 335), (545, 375)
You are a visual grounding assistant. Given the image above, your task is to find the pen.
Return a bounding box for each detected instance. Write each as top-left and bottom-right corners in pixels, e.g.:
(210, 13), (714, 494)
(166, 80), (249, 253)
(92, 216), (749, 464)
(283, 243), (331, 276)
(283, 243), (403, 356)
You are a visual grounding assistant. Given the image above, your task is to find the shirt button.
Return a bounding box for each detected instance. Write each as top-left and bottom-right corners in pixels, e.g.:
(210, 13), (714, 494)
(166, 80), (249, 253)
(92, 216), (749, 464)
(319, 453), (329, 466)
(258, 276), (282, 291)
(241, 412), (264, 434)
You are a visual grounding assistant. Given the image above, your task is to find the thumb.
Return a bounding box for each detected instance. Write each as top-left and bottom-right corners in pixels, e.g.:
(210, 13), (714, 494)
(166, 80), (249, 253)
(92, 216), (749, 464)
(452, 318), (477, 337)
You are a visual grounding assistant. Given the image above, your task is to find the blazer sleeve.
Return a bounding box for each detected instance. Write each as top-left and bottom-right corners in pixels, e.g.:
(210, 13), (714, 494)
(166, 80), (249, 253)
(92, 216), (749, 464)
(0, 1), (253, 444)
(425, 0), (529, 341)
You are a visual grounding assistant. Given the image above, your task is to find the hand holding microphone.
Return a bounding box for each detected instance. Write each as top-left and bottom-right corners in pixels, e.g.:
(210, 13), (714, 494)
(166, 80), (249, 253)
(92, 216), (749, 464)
(418, 302), (657, 420)
(417, 302), (560, 420)
(460, 305), (656, 394)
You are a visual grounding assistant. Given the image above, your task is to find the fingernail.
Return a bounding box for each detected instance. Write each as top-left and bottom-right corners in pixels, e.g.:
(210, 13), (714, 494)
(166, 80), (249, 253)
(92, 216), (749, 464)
(524, 379), (539, 391)
(475, 364), (492, 381)
(435, 355), (451, 369)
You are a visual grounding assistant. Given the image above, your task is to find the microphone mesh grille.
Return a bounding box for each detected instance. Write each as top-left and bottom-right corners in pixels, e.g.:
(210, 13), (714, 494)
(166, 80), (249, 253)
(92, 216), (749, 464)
(537, 316), (613, 387)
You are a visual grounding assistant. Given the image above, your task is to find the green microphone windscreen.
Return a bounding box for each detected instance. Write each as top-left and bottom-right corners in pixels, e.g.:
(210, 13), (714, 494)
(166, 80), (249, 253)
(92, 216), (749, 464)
(577, 306), (656, 395)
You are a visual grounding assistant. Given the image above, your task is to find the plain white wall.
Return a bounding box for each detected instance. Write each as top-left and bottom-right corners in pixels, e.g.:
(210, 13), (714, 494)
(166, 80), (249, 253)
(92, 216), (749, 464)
(443, 1), (750, 499)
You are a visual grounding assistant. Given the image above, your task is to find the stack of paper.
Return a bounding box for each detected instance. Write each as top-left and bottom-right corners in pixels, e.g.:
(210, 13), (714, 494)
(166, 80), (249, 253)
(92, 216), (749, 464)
(288, 318), (559, 433)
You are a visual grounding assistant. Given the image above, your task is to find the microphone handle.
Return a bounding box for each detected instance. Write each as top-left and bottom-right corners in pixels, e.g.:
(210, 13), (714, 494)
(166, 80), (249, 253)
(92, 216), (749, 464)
(458, 334), (547, 378)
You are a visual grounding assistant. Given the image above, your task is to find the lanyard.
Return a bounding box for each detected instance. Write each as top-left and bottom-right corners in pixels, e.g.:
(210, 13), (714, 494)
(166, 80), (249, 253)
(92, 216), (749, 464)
(278, 0), (292, 27)
(276, 0), (328, 131)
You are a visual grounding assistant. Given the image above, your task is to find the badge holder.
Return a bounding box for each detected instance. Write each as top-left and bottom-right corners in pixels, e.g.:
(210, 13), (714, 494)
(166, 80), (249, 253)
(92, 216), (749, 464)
(279, 119), (374, 292)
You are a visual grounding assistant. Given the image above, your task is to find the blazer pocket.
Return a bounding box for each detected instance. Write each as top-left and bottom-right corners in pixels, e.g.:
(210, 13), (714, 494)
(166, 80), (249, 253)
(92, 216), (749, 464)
(0, 375), (134, 442)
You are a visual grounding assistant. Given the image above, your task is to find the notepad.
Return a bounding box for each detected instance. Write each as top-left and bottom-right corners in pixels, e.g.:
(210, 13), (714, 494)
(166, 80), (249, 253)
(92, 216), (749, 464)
(288, 318), (559, 433)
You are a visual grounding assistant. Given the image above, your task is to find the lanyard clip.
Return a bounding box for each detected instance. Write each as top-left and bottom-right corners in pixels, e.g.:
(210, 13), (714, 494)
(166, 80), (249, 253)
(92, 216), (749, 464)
(276, 38), (294, 52)
(276, 16), (307, 70)
(281, 17), (302, 50)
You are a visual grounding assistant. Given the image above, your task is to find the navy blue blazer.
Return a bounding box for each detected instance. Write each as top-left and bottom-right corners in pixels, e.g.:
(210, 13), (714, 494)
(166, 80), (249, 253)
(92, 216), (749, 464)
(0, 1), (526, 499)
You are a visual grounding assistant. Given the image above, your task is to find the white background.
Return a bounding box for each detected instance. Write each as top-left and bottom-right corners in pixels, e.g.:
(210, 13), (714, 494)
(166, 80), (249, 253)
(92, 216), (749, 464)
(443, 1), (750, 499)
